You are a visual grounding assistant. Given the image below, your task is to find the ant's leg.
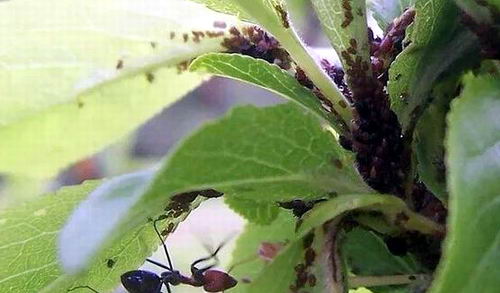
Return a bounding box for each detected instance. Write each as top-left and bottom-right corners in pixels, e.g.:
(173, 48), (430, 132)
(67, 286), (100, 293)
(153, 218), (175, 271)
(164, 282), (172, 293)
(146, 258), (172, 271)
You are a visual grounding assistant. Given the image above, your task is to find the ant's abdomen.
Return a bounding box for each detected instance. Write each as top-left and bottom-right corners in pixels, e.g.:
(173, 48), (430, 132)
(121, 270), (163, 293)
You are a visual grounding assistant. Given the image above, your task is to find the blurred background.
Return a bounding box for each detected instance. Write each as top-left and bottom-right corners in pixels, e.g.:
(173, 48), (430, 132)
(0, 0), (380, 291)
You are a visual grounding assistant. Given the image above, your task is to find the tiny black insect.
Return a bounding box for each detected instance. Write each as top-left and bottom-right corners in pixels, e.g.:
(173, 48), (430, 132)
(69, 217), (237, 293)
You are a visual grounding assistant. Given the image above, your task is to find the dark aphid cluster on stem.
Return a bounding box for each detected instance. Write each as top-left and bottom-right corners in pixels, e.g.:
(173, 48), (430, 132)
(222, 26), (292, 70)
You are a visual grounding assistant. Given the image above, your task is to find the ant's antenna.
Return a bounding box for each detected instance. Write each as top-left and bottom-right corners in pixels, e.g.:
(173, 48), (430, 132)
(67, 286), (100, 293)
(192, 241), (225, 268)
(153, 217), (174, 271)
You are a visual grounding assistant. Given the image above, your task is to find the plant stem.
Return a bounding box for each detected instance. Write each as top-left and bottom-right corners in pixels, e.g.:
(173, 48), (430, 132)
(276, 29), (354, 128)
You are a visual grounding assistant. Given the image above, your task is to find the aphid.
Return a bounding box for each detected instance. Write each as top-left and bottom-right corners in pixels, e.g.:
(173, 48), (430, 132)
(146, 72), (155, 83)
(106, 258), (116, 268)
(116, 59), (124, 70)
(212, 21), (227, 29)
(69, 218), (237, 293)
(274, 4), (290, 28)
(278, 199), (325, 218)
(258, 242), (285, 262)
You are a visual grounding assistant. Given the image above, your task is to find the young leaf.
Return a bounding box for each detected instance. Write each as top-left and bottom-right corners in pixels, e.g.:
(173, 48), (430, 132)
(190, 0), (353, 125)
(0, 181), (162, 293)
(430, 74), (500, 293)
(310, 0), (372, 84)
(370, 0), (416, 31)
(61, 102), (370, 273)
(0, 0), (241, 178)
(190, 53), (345, 130)
(387, 0), (479, 131)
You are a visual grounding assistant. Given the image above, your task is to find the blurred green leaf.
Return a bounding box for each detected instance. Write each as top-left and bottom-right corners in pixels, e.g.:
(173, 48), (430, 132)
(0, 0), (241, 178)
(190, 53), (343, 129)
(430, 74), (500, 293)
(190, 0), (254, 20)
(387, 0), (478, 131)
(455, 0), (498, 24)
(61, 102), (369, 274)
(0, 181), (162, 293)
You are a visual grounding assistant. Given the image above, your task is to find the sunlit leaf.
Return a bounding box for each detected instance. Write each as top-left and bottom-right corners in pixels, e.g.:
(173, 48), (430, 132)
(0, 0), (241, 178)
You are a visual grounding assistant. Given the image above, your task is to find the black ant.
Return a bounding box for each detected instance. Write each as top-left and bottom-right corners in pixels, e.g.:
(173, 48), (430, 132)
(68, 218), (237, 293)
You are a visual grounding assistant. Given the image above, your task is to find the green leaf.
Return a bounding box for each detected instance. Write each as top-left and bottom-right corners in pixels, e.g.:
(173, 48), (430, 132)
(414, 77), (460, 202)
(224, 196), (280, 225)
(0, 181), (161, 293)
(190, 53), (343, 129)
(190, 0), (353, 125)
(61, 102), (370, 273)
(387, 0), (478, 131)
(0, 0), (241, 178)
(343, 228), (422, 276)
(297, 194), (443, 238)
(245, 222), (347, 293)
(455, 0), (497, 24)
(310, 0), (372, 83)
(430, 74), (500, 293)
(150, 103), (369, 203)
(229, 211), (296, 287)
(370, 0), (416, 31)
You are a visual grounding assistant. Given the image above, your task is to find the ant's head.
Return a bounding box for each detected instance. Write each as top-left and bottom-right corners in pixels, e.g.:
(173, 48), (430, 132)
(160, 270), (183, 285)
(202, 270), (238, 292)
